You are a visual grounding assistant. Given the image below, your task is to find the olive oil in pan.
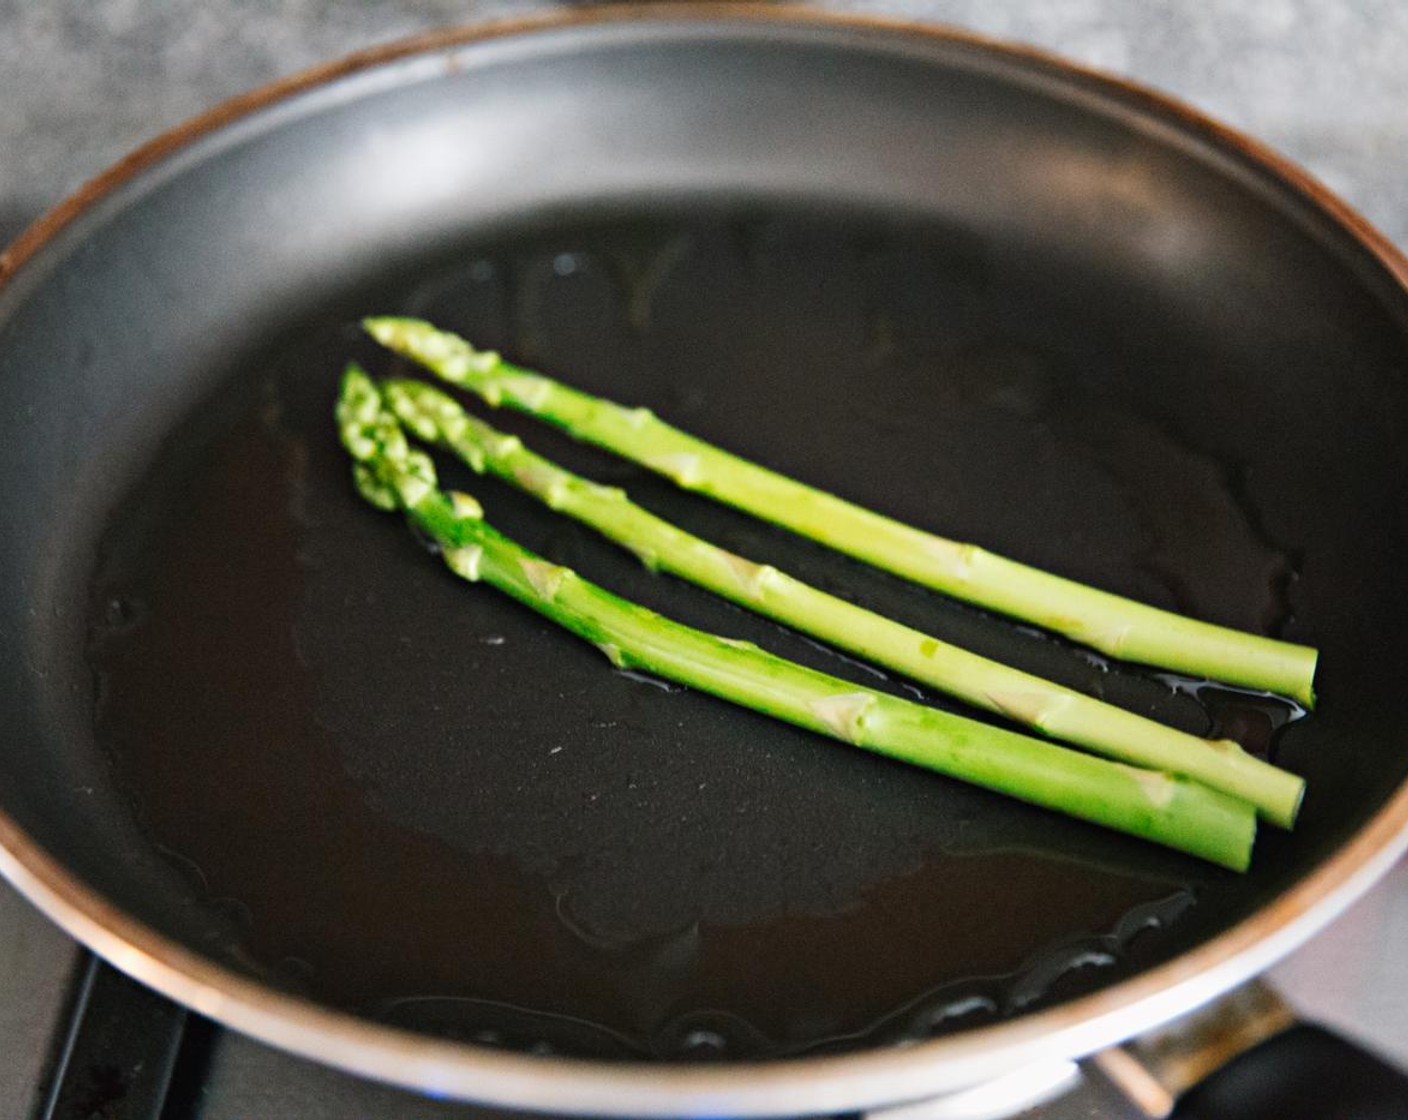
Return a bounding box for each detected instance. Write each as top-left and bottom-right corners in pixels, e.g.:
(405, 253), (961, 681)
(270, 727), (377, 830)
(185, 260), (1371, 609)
(87, 213), (1308, 1059)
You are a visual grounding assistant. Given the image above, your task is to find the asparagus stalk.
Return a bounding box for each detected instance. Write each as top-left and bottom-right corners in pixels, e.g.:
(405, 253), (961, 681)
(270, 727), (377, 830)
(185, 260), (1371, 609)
(364, 317), (1318, 707)
(385, 378), (1303, 828)
(338, 366), (1256, 870)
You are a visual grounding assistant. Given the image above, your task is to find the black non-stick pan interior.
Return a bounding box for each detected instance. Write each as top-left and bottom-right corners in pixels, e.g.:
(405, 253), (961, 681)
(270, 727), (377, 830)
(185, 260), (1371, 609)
(4, 14), (1408, 1065)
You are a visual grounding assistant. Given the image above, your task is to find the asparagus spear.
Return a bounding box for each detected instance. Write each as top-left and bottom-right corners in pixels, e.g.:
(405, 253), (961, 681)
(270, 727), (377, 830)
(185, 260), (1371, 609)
(338, 365), (1256, 870)
(385, 377), (1303, 828)
(364, 317), (1318, 707)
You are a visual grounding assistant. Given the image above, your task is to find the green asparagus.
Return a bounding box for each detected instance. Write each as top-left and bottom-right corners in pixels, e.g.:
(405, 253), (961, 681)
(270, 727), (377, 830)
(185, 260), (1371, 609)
(385, 377), (1303, 828)
(338, 365), (1257, 870)
(364, 317), (1319, 707)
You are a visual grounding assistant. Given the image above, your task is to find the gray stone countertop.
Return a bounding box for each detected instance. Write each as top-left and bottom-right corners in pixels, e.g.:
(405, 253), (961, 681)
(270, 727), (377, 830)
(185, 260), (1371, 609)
(2, 2), (1407, 1116)
(4, 1), (1408, 250)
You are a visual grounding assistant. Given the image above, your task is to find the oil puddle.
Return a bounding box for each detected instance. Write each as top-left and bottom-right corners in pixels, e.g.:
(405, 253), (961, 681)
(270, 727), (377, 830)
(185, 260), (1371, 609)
(85, 209), (1301, 1060)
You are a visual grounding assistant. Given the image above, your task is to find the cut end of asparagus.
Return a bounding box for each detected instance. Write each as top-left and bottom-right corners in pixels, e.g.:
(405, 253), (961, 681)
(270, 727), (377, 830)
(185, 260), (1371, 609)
(1128, 769), (1256, 872)
(1296, 648), (1320, 711)
(1257, 770), (1306, 831)
(1191, 736), (1305, 831)
(1280, 771), (1307, 830)
(1206, 804), (1256, 873)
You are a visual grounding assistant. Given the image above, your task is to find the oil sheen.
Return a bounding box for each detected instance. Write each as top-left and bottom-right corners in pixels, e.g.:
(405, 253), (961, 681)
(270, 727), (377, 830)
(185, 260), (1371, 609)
(86, 213), (1306, 1060)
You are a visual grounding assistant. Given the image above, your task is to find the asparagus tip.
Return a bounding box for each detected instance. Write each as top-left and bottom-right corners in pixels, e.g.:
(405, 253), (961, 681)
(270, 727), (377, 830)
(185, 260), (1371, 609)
(361, 315), (416, 345)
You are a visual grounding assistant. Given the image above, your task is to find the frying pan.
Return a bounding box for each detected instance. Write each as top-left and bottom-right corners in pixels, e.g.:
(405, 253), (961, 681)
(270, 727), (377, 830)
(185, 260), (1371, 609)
(3, 6), (1408, 1116)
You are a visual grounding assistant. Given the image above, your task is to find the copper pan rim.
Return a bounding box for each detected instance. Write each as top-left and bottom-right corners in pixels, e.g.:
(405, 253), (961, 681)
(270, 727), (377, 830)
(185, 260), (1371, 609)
(2, 5), (1406, 1114)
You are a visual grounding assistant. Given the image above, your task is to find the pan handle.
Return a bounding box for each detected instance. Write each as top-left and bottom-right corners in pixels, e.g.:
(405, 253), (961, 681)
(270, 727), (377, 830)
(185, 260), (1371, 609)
(1169, 1024), (1408, 1120)
(1093, 979), (1408, 1119)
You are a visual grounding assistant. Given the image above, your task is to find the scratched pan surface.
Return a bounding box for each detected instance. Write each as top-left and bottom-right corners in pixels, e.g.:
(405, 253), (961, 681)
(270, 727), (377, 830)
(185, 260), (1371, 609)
(3, 8), (1408, 1113)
